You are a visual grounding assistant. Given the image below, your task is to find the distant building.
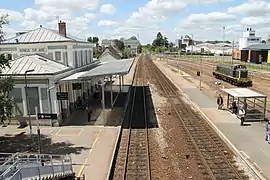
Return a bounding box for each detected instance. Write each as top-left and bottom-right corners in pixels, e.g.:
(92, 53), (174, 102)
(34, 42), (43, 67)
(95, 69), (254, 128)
(101, 38), (141, 54)
(186, 42), (233, 55)
(175, 35), (197, 50)
(239, 28), (261, 50)
(101, 39), (113, 47)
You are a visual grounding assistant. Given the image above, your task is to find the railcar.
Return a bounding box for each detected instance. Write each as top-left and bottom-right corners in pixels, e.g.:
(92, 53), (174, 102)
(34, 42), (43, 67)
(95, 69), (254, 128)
(212, 64), (252, 87)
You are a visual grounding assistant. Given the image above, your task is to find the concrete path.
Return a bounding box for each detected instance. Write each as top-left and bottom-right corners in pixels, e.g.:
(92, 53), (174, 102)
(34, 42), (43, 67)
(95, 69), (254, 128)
(0, 125), (120, 180)
(154, 60), (270, 179)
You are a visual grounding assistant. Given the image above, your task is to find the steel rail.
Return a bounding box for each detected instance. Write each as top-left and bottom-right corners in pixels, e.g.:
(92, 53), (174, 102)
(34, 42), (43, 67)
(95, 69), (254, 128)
(122, 56), (151, 180)
(148, 57), (245, 179)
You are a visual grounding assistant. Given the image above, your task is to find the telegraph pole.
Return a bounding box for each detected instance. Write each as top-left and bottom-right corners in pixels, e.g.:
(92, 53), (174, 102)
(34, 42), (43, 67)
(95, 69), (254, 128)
(199, 55), (202, 90)
(222, 26), (225, 63)
(191, 34), (194, 57)
(232, 40), (234, 64)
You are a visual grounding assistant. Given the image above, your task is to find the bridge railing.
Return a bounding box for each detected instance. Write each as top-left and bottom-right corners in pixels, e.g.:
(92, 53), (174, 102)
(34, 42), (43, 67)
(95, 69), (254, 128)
(0, 152), (73, 180)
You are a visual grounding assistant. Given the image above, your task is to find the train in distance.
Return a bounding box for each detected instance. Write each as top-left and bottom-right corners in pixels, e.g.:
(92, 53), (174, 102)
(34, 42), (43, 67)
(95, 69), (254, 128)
(212, 64), (252, 87)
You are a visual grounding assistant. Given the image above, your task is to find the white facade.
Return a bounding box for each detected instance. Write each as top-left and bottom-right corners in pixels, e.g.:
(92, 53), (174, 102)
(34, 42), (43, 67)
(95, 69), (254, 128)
(239, 28), (261, 50)
(101, 38), (141, 54)
(101, 39), (112, 47)
(0, 42), (93, 68)
(0, 23), (96, 123)
(186, 44), (232, 55)
(123, 39), (141, 53)
(0, 26), (94, 68)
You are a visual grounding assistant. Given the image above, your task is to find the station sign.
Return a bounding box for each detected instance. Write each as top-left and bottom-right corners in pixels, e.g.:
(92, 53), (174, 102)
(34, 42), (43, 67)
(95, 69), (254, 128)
(72, 83), (82, 90)
(56, 92), (68, 100)
(19, 48), (47, 53)
(37, 113), (58, 120)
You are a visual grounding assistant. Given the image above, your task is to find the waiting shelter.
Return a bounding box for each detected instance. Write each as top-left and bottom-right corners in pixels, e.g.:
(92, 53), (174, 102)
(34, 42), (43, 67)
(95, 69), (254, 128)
(221, 88), (267, 122)
(59, 58), (134, 124)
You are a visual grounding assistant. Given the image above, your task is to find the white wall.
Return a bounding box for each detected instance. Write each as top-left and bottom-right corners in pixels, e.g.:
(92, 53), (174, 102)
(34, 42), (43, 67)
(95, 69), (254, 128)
(0, 41), (93, 68)
(13, 83), (59, 116)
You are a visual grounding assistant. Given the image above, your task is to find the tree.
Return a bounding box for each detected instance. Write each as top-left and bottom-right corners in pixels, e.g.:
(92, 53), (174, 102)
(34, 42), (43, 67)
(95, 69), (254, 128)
(87, 37), (92, 42)
(0, 14), (14, 121)
(137, 44), (142, 53)
(128, 36), (137, 40)
(92, 37), (99, 43)
(113, 39), (125, 51)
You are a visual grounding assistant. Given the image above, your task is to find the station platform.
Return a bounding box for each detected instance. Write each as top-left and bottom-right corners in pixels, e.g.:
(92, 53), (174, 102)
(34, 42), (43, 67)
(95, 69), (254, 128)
(0, 125), (120, 180)
(154, 60), (270, 179)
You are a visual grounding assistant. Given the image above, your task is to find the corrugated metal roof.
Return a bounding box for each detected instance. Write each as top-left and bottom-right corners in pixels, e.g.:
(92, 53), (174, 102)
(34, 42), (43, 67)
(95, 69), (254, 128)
(243, 44), (270, 50)
(221, 88), (266, 98)
(2, 54), (69, 75)
(79, 58), (134, 79)
(2, 27), (87, 44)
(60, 71), (87, 82)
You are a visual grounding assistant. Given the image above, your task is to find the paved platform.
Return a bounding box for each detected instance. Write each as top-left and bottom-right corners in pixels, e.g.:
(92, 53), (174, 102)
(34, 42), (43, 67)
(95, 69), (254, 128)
(0, 125), (120, 180)
(154, 60), (270, 179)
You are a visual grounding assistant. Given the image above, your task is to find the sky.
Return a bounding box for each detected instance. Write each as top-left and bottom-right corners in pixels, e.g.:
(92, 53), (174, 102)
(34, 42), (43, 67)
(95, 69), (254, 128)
(1, 0), (270, 44)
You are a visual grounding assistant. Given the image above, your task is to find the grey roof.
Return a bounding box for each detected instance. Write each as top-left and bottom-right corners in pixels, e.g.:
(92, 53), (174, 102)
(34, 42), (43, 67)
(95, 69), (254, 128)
(2, 27), (87, 44)
(2, 54), (70, 75)
(243, 44), (270, 50)
(222, 88), (266, 98)
(99, 45), (122, 60)
(79, 58), (134, 79)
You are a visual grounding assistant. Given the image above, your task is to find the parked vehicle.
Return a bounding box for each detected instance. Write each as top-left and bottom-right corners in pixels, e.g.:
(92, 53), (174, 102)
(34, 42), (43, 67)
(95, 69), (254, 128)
(213, 64), (252, 87)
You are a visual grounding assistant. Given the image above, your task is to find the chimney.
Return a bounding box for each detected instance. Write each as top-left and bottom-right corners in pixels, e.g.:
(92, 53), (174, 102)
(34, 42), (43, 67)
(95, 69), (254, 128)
(58, 20), (67, 37)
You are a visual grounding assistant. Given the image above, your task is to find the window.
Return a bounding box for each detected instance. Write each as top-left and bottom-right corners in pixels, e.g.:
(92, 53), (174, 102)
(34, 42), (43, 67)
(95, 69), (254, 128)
(48, 53), (53, 59)
(89, 50), (92, 63)
(81, 50), (84, 66)
(41, 88), (49, 113)
(63, 51), (68, 65)
(55, 51), (61, 61)
(25, 87), (40, 115)
(10, 88), (23, 116)
(85, 50), (88, 64)
(74, 51), (78, 68)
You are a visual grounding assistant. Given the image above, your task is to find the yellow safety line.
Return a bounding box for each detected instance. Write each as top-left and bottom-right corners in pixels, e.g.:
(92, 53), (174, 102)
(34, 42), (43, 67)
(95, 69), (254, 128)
(77, 128), (103, 177)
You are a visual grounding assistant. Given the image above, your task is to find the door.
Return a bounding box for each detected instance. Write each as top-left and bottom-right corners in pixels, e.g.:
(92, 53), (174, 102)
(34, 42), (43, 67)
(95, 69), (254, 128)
(26, 87), (40, 115)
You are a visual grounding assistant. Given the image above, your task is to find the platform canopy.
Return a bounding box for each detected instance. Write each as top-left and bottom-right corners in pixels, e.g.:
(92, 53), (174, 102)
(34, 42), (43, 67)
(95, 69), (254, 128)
(221, 88), (266, 98)
(79, 58), (134, 79)
(59, 71), (87, 82)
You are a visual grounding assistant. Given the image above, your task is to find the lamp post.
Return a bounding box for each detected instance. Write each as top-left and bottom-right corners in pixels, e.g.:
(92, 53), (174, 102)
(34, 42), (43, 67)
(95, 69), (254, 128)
(25, 69), (35, 136)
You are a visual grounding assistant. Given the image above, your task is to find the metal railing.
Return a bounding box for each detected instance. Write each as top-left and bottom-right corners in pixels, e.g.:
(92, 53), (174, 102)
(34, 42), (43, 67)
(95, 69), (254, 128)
(0, 153), (73, 180)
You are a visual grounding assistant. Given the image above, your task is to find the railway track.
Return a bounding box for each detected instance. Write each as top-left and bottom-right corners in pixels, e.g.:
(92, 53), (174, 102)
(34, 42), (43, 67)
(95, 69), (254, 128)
(146, 55), (249, 179)
(110, 56), (151, 180)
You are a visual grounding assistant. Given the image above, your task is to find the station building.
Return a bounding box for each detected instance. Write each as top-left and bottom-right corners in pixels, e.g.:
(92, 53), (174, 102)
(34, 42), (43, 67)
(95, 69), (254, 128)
(0, 21), (98, 126)
(232, 28), (270, 64)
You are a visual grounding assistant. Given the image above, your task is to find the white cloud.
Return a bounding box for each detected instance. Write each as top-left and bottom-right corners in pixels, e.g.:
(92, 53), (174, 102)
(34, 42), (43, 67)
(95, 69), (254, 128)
(228, 0), (270, 16)
(0, 9), (23, 22)
(98, 20), (118, 26)
(2, 0), (270, 45)
(100, 4), (116, 15)
(241, 16), (270, 26)
(84, 13), (96, 20)
(127, 0), (187, 26)
(35, 0), (99, 10)
(185, 12), (235, 24)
